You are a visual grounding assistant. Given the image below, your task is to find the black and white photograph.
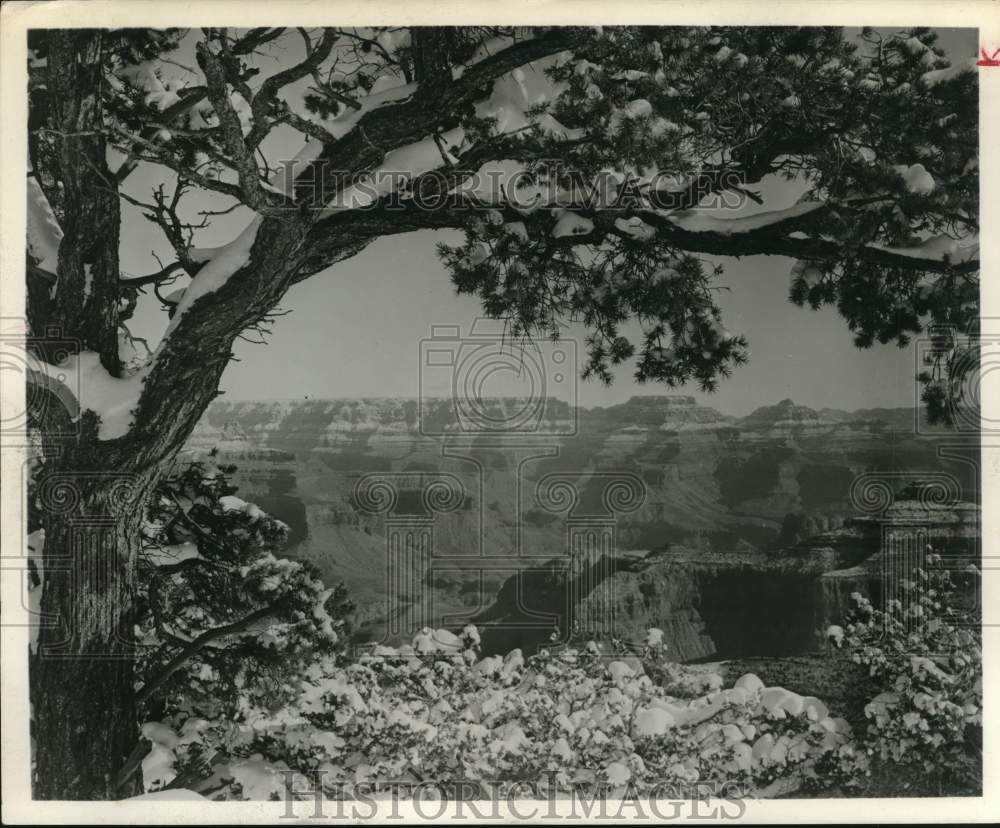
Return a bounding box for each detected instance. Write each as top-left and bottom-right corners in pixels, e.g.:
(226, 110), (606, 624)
(0, 0), (996, 821)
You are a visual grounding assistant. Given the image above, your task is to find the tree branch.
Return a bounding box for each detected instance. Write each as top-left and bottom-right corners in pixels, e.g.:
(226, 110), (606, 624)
(113, 27), (294, 184)
(195, 42), (271, 211)
(294, 27), (596, 207)
(135, 600), (287, 705)
(120, 262), (191, 287)
(296, 197), (979, 284)
(244, 28), (339, 150)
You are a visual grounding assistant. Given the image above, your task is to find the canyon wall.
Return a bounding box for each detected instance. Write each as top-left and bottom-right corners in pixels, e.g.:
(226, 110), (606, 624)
(181, 395), (979, 647)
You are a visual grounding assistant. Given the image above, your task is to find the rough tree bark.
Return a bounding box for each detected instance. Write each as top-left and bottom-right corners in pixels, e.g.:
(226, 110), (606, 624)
(29, 31), (136, 798)
(31, 431), (152, 800)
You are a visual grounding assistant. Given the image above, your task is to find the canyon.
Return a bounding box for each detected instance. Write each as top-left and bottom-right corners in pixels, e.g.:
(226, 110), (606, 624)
(182, 395), (980, 659)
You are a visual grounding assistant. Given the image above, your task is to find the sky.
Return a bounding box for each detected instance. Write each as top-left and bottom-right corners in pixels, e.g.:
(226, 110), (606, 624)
(122, 27), (978, 417)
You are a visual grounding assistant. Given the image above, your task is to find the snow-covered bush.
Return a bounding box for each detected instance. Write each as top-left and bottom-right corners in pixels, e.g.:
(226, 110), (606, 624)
(129, 458), (352, 790)
(841, 553), (982, 793)
(147, 626), (860, 799)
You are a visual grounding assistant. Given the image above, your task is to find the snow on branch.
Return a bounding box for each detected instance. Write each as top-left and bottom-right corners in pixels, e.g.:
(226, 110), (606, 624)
(664, 201), (826, 235)
(304, 192), (979, 286)
(135, 599), (290, 705)
(870, 234), (979, 265)
(26, 173), (62, 276)
(162, 216), (263, 336)
(920, 58), (978, 88)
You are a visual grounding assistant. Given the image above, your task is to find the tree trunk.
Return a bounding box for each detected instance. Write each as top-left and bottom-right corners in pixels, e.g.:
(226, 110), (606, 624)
(27, 215), (302, 797)
(30, 447), (154, 800)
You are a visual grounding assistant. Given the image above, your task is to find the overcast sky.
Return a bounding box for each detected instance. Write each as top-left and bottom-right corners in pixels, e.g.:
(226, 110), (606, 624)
(122, 27), (978, 417)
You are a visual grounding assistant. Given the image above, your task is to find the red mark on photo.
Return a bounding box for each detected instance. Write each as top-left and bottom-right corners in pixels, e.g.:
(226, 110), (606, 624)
(976, 47), (1000, 67)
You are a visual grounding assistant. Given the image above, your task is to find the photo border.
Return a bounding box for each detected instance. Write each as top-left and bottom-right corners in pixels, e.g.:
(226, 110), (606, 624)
(1, 1), (997, 822)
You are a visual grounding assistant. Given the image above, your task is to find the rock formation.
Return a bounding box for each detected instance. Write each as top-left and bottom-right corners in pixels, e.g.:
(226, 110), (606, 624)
(182, 396), (978, 645)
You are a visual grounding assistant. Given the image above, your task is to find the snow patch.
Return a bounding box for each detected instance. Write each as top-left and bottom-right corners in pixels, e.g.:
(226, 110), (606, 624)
(634, 706), (675, 737)
(324, 127), (466, 214)
(118, 61), (181, 112)
(790, 260), (824, 288)
(164, 216), (263, 335)
(268, 139), (326, 196)
(856, 146), (877, 165)
(140, 722), (180, 791)
(32, 350), (147, 440)
(668, 201), (824, 235)
(826, 625), (845, 648)
(614, 216), (656, 241)
(920, 58), (977, 88)
(26, 176), (63, 274)
(145, 541), (202, 568)
(552, 211), (594, 238)
(126, 790), (209, 801)
(871, 234), (978, 264)
(893, 163), (936, 195)
(229, 754), (291, 800)
(219, 494), (249, 512)
(413, 627), (463, 655)
(621, 99), (653, 118)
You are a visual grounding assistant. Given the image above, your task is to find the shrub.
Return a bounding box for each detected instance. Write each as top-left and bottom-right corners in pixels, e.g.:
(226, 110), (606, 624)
(841, 552), (982, 793)
(146, 625), (861, 799)
(135, 460), (350, 718)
